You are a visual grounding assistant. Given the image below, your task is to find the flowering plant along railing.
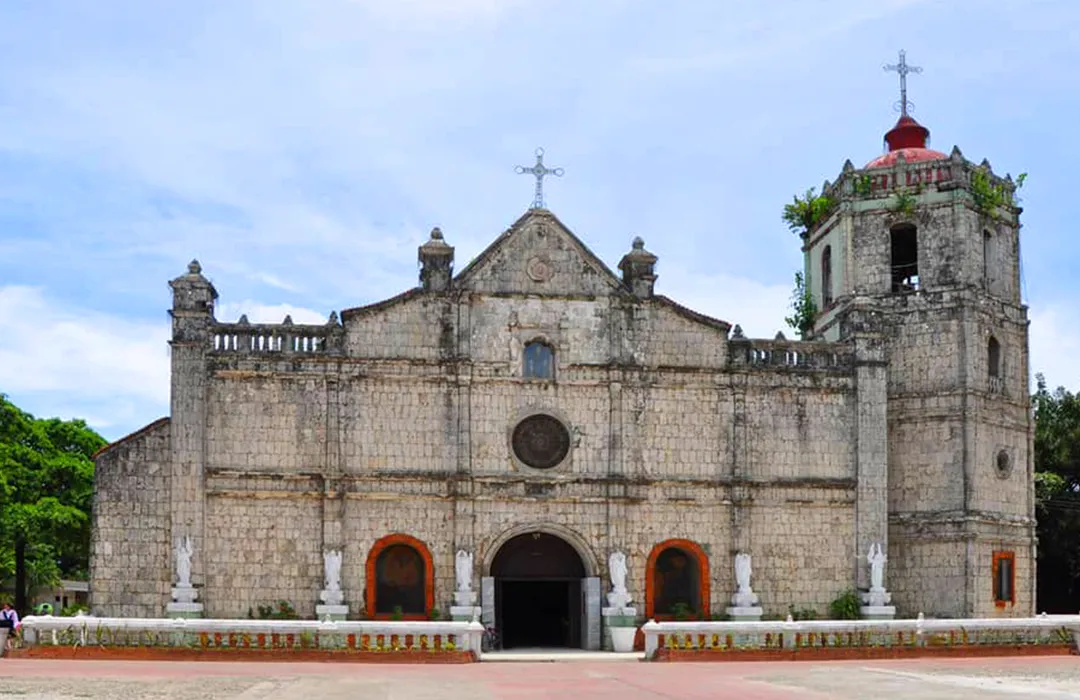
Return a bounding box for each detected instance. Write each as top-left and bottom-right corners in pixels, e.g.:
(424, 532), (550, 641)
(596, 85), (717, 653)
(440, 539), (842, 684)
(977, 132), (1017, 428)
(17, 616), (485, 659)
(641, 615), (1080, 660)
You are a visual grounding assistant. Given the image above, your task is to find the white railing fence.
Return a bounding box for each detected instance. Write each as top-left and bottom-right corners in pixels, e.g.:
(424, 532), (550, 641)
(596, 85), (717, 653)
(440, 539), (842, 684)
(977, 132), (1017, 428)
(17, 616), (485, 659)
(642, 615), (1080, 658)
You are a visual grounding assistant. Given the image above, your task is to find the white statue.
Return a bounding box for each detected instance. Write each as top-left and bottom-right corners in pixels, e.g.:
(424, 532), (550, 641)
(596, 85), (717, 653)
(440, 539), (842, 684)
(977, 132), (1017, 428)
(455, 550), (473, 593)
(609, 551), (628, 594)
(323, 549), (343, 592)
(734, 552), (753, 594)
(867, 542), (887, 591)
(175, 536), (193, 587)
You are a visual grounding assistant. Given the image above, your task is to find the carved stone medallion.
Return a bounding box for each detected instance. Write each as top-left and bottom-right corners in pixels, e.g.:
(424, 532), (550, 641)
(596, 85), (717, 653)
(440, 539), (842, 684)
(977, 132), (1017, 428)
(512, 414), (571, 469)
(526, 255), (554, 283)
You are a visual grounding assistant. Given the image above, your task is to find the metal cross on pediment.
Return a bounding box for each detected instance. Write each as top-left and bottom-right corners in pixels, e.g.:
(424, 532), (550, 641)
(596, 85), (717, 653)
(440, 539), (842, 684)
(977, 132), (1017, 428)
(515, 147), (564, 209)
(883, 50), (922, 116)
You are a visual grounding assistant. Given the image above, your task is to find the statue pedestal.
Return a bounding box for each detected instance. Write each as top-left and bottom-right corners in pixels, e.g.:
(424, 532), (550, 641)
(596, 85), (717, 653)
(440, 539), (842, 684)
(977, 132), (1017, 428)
(602, 606), (637, 652)
(451, 590), (479, 622)
(316, 604), (349, 621)
(166, 602), (203, 618)
(726, 588), (762, 621)
(167, 585), (203, 618)
(859, 605), (896, 620)
(166, 602), (203, 619)
(860, 589), (896, 620)
(450, 606), (481, 622)
(724, 606), (764, 621)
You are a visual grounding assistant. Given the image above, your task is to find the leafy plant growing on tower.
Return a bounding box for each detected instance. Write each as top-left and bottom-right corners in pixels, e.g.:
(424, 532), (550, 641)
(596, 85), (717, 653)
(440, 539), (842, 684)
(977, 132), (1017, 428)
(784, 272), (818, 340)
(890, 190), (918, 216)
(782, 188), (835, 235)
(971, 169), (1027, 219)
(853, 174), (875, 196)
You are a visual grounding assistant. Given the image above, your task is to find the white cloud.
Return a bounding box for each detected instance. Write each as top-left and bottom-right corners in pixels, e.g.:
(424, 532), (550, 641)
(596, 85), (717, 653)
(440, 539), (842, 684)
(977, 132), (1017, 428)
(215, 300), (330, 326)
(659, 272), (793, 340)
(0, 286), (170, 434)
(1029, 304), (1080, 392)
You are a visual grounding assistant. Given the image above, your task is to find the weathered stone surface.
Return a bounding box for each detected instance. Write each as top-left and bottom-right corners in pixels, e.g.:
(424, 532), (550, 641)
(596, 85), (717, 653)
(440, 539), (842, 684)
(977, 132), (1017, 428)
(90, 188), (1034, 623)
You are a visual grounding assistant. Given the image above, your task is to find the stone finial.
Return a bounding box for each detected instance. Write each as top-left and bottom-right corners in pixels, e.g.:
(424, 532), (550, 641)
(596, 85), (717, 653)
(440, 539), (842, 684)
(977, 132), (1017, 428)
(775, 331), (786, 340)
(169, 257), (217, 317)
(419, 226), (454, 292)
(950, 145), (964, 161)
(1004, 173), (1013, 184)
(327, 310), (340, 326)
(282, 314), (293, 326)
(731, 324), (745, 339)
(237, 314), (250, 326)
(842, 159), (855, 173)
(895, 150), (907, 165)
(980, 158), (992, 169)
(822, 179), (831, 193)
(619, 236), (658, 299)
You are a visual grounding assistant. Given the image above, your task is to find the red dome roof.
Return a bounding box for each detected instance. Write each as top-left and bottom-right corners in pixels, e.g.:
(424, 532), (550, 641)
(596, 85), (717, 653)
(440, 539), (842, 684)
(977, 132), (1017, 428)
(865, 114), (946, 169)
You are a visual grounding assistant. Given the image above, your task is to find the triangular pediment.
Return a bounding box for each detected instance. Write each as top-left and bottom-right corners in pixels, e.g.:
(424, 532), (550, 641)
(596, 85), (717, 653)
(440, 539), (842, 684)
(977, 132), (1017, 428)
(455, 209), (625, 296)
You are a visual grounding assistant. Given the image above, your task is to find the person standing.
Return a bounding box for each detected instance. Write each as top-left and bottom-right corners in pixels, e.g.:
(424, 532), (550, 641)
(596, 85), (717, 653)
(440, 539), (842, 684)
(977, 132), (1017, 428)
(1, 602), (19, 651)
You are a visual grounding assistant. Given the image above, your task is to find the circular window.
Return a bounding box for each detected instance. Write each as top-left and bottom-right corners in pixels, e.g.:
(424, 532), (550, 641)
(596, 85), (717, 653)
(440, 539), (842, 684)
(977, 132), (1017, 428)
(512, 414), (571, 469)
(995, 450), (1012, 479)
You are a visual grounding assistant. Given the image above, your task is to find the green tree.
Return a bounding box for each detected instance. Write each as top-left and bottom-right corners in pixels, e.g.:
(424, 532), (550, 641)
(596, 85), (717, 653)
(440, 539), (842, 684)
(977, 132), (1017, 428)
(1032, 374), (1080, 612)
(0, 395), (105, 612)
(783, 272), (817, 339)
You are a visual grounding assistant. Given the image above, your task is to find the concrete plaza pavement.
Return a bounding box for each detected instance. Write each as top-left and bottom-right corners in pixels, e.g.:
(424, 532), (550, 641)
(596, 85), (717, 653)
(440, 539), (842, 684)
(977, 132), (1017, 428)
(1, 656), (1080, 699)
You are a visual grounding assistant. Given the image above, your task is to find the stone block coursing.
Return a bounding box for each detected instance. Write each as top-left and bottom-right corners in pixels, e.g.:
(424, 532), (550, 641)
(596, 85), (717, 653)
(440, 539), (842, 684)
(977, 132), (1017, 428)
(90, 200), (1034, 623)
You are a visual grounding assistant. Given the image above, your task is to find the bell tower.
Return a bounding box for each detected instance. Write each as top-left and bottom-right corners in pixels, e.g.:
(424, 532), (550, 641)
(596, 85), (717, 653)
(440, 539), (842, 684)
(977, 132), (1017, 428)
(800, 53), (1034, 617)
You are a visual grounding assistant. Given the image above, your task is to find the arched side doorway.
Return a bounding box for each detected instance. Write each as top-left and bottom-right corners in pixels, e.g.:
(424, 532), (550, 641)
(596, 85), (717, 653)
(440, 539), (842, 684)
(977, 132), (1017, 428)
(645, 539), (711, 620)
(490, 532), (587, 649)
(365, 534), (435, 620)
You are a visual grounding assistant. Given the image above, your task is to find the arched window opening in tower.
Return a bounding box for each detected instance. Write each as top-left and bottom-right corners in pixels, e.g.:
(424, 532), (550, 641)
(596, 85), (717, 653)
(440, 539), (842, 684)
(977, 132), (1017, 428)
(988, 336), (1001, 378)
(523, 340), (554, 379)
(890, 224), (919, 293)
(821, 245), (833, 307)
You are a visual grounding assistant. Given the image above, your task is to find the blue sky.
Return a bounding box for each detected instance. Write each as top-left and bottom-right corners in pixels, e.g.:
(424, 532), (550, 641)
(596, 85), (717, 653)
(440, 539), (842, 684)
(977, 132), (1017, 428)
(1, 0), (1078, 441)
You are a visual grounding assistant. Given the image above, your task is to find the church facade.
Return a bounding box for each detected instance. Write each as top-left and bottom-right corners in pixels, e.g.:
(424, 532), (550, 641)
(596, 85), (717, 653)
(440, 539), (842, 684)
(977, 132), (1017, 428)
(90, 109), (1035, 647)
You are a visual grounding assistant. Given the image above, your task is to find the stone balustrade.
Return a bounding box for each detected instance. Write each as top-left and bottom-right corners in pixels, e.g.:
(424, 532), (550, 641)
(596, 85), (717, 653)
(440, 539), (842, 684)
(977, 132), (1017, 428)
(17, 616), (485, 659)
(210, 321), (342, 356)
(642, 615), (1080, 659)
(729, 339), (853, 371)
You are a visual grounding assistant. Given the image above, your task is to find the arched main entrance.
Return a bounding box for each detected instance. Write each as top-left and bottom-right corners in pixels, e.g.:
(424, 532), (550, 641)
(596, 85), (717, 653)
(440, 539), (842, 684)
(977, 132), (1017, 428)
(491, 532), (586, 649)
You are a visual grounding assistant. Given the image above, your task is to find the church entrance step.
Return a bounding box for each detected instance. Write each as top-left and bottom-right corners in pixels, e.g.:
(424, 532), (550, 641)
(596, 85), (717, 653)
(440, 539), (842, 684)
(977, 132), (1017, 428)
(483, 649), (644, 662)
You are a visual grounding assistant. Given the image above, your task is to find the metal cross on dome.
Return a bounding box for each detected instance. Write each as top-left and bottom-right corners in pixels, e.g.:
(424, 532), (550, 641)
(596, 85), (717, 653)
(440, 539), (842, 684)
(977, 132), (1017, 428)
(883, 49), (922, 117)
(515, 147), (564, 209)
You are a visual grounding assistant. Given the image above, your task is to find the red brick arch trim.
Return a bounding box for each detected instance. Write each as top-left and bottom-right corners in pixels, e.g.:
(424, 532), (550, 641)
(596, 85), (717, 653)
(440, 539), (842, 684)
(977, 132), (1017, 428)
(365, 534), (435, 621)
(645, 538), (711, 620)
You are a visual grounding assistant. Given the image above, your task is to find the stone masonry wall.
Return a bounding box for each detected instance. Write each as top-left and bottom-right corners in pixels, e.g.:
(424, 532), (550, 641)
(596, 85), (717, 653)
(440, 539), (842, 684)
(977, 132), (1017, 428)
(202, 490), (323, 619)
(206, 373), (328, 474)
(89, 419), (172, 617)
(92, 209), (871, 621)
